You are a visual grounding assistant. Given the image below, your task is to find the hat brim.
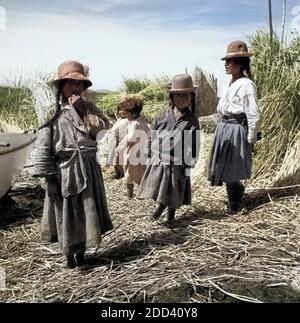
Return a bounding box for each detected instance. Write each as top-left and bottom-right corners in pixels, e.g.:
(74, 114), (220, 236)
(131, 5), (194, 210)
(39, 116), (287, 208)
(168, 87), (198, 93)
(221, 53), (253, 61)
(51, 72), (92, 90)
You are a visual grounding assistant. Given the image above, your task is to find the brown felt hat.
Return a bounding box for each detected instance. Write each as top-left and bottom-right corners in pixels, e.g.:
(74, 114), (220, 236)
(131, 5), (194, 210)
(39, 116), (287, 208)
(168, 74), (197, 93)
(221, 40), (253, 61)
(52, 60), (92, 89)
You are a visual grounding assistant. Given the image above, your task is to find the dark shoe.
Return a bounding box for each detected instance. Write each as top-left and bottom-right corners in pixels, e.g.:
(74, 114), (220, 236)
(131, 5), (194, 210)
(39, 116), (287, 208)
(152, 204), (166, 220)
(126, 184), (134, 198)
(166, 208), (176, 228)
(74, 251), (86, 267)
(66, 255), (76, 269)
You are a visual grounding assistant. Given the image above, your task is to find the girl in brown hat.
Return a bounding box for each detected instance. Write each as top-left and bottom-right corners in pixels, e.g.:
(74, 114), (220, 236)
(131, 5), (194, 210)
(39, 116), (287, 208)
(137, 74), (200, 228)
(116, 95), (150, 198)
(208, 41), (261, 213)
(32, 60), (113, 269)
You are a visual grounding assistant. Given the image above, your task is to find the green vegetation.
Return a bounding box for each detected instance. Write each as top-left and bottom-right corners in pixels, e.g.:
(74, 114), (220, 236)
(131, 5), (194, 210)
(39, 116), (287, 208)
(0, 83), (37, 130)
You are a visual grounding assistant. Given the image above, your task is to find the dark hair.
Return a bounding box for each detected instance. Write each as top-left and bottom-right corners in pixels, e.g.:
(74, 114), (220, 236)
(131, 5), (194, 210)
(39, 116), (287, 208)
(38, 80), (66, 130)
(169, 92), (196, 114)
(233, 57), (252, 80)
(129, 101), (143, 118)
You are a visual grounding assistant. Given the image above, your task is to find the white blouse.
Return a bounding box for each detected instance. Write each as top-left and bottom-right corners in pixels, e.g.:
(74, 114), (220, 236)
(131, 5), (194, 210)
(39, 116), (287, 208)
(217, 78), (261, 144)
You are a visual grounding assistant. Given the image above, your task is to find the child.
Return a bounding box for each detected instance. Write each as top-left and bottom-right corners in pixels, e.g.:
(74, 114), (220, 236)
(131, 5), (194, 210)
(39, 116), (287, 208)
(137, 74), (200, 228)
(33, 60), (113, 269)
(111, 105), (128, 179)
(117, 95), (150, 198)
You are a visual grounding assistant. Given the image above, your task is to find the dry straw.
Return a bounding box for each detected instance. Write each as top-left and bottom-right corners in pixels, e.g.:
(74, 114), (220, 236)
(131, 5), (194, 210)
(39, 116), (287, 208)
(250, 31), (300, 185)
(1, 171), (300, 303)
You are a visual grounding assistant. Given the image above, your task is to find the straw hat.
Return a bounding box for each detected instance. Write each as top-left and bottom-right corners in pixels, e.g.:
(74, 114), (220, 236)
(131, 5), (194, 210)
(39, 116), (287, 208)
(221, 40), (253, 61)
(52, 60), (92, 89)
(168, 74), (197, 93)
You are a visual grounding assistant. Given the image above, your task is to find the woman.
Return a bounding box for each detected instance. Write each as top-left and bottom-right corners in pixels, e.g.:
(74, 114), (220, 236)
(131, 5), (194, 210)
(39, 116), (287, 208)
(208, 40), (261, 213)
(33, 61), (113, 269)
(137, 74), (200, 228)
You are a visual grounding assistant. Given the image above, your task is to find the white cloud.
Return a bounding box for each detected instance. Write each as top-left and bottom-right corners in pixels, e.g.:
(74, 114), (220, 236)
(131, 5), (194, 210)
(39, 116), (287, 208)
(0, 11), (261, 92)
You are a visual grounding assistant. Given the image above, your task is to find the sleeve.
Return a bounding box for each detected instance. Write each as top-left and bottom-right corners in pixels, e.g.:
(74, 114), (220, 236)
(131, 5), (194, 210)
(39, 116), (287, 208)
(192, 118), (201, 166)
(84, 102), (110, 140)
(148, 118), (158, 158)
(186, 119), (201, 169)
(244, 82), (261, 144)
(32, 125), (57, 178)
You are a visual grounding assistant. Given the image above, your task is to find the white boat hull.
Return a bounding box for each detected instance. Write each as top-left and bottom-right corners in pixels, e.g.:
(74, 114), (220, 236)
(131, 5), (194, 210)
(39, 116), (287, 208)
(0, 136), (35, 199)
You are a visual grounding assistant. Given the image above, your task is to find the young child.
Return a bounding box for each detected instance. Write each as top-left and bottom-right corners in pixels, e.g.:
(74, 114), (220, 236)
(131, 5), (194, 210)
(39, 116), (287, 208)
(117, 95), (150, 198)
(137, 74), (200, 228)
(111, 106), (128, 179)
(33, 60), (113, 269)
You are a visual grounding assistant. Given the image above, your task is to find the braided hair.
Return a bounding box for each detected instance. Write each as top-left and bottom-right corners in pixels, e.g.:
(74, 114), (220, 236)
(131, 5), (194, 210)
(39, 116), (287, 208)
(38, 80), (66, 130)
(233, 57), (252, 80)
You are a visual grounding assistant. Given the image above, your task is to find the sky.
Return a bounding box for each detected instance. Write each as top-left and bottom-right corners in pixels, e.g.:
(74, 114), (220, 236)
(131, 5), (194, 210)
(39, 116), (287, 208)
(0, 0), (299, 91)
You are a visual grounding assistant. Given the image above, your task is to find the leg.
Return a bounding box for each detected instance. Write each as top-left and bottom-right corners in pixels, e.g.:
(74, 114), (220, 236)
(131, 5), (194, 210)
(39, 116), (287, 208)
(66, 254), (76, 269)
(114, 165), (124, 179)
(166, 207), (176, 228)
(226, 181), (245, 213)
(152, 203), (166, 220)
(126, 183), (134, 198)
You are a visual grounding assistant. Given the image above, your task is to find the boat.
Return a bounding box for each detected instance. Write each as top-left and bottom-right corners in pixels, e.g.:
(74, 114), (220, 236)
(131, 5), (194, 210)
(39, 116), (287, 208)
(0, 133), (36, 199)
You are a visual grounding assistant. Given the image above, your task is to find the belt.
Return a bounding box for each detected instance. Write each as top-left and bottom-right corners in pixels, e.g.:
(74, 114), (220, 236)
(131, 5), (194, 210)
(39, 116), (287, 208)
(55, 148), (96, 162)
(222, 113), (247, 126)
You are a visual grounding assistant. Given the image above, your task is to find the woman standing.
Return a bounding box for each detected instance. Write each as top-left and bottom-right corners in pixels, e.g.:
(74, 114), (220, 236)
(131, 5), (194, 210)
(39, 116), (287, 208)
(208, 41), (261, 213)
(33, 61), (113, 269)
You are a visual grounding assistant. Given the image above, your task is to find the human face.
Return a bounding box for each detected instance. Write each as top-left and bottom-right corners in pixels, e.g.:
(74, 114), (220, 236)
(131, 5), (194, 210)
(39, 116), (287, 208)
(225, 58), (241, 76)
(62, 79), (85, 99)
(122, 109), (134, 121)
(174, 93), (191, 110)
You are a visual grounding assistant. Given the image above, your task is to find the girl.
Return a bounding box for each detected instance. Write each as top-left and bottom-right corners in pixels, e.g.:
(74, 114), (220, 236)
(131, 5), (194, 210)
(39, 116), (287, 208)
(117, 95), (150, 198)
(208, 41), (261, 213)
(33, 60), (113, 269)
(137, 74), (200, 228)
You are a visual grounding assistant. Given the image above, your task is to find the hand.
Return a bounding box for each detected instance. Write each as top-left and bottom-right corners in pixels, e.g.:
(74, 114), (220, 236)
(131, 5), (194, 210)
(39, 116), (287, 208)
(85, 114), (101, 129)
(45, 176), (61, 202)
(68, 94), (86, 114)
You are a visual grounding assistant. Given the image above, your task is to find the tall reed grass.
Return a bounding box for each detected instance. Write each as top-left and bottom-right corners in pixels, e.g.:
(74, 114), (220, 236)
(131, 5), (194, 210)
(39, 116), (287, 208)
(0, 80), (37, 131)
(250, 30), (300, 184)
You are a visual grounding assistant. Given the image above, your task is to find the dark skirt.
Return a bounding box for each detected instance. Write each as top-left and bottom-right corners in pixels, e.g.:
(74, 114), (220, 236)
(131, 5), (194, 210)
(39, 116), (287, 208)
(41, 152), (113, 255)
(208, 120), (252, 186)
(137, 162), (191, 209)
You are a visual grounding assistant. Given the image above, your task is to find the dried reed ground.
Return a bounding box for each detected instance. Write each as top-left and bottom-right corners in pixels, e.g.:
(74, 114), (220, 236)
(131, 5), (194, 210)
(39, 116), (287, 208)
(0, 167), (300, 303)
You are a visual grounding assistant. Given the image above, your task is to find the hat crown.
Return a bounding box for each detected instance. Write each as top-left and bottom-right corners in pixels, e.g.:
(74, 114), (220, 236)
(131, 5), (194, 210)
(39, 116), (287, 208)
(169, 74), (196, 93)
(222, 40), (252, 60)
(57, 60), (85, 79)
(52, 60), (92, 90)
(227, 40), (249, 55)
